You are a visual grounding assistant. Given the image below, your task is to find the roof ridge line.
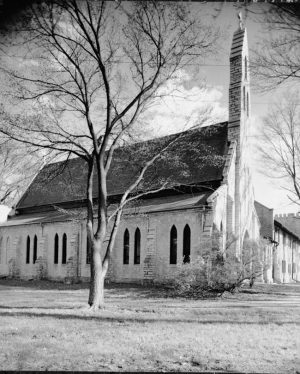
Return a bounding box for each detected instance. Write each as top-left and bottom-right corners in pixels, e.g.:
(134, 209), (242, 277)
(46, 121), (229, 167)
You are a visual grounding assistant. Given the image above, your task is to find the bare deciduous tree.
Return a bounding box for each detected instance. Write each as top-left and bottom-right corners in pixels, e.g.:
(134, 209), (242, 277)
(0, 0), (221, 309)
(253, 4), (300, 90)
(258, 93), (300, 205)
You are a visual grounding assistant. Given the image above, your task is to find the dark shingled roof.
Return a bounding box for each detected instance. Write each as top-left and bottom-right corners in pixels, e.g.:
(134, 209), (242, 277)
(274, 219), (300, 242)
(275, 214), (300, 239)
(16, 122), (228, 211)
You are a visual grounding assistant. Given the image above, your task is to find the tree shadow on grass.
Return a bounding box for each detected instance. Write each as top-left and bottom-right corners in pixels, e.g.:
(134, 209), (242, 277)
(0, 279), (169, 298)
(0, 305), (83, 310)
(2, 303), (299, 311)
(1, 279), (300, 303)
(240, 289), (291, 297)
(0, 310), (299, 325)
(1, 300), (300, 311)
(0, 279), (90, 290)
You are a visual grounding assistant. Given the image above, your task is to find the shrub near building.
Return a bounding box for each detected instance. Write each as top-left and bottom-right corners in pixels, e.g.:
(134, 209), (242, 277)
(170, 235), (267, 298)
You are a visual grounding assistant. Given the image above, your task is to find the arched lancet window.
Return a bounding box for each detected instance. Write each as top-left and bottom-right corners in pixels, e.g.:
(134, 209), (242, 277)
(183, 225), (191, 264)
(62, 233), (67, 264)
(246, 92), (249, 117)
(86, 236), (91, 264)
(242, 230), (250, 261)
(244, 57), (248, 80)
(170, 225), (177, 264)
(243, 86), (246, 111)
(212, 223), (219, 251)
(5, 237), (10, 264)
(54, 234), (59, 264)
(0, 237), (2, 264)
(134, 228), (141, 265)
(33, 235), (38, 264)
(243, 231), (250, 248)
(219, 221), (224, 250)
(26, 236), (30, 264)
(123, 229), (129, 265)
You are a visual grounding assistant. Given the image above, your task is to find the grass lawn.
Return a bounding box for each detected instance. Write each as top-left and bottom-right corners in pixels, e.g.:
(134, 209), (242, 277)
(0, 279), (300, 372)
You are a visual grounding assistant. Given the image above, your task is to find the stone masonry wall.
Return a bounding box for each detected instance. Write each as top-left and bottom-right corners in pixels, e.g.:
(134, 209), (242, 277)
(0, 220), (81, 281)
(227, 27), (259, 257)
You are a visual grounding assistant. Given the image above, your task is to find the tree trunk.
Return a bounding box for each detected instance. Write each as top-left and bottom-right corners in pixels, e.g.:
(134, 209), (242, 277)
(88, 239), (107, 309)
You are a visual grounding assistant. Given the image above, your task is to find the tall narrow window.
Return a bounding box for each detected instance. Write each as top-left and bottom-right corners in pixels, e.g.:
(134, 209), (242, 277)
(62, 233), (67, 264)
(244, 57), (248, 80)
(5, 238), (10, 264)
(86, 236), (91, 264)
(33, 235), (38, 264)
(282, 260), (286, 273)
(0, 237), (2, 264)
(219, 221), (224, 250)
(283, 234), (286, 246)
(212, 223), (219, 251)
(243, 86), (246, 111)
(170, 225), (177, 264)
(123, 229), (129, 264)
(26, 236), (30, 264)
(134, 228), (141, 265)
(275, 228), (279, 243)
(183, 225), (191, 263)
(292, 262), (296, 276)
(54, 234), (59, 264)
(246, 92), (249, 117)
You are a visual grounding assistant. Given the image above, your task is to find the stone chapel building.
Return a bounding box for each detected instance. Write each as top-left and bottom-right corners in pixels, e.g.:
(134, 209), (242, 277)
(0, 25), (264, 283)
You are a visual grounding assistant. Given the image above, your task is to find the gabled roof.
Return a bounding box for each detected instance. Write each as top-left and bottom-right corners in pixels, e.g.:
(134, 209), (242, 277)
(254, 201), (274, 239)
(16, 122), (228, 212)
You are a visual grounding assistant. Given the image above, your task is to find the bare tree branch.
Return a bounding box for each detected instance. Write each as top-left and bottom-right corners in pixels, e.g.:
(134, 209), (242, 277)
(257, 91), (300, 204)
(0, 0), (220, 308)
